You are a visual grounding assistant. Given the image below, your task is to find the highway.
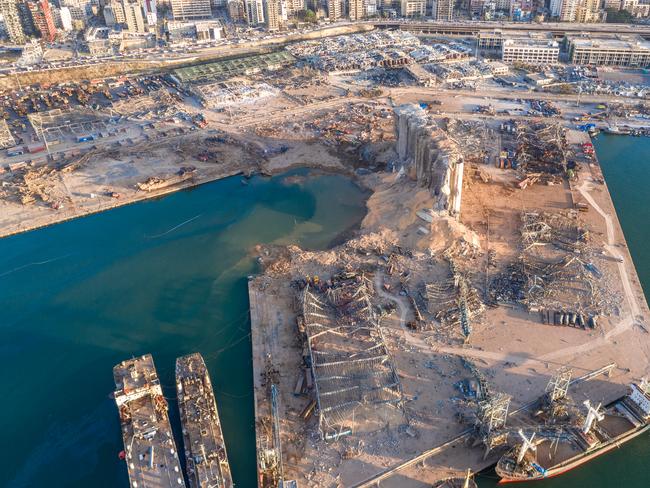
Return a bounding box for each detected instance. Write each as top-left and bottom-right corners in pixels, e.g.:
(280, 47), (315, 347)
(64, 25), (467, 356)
(370, 19), (650, 39)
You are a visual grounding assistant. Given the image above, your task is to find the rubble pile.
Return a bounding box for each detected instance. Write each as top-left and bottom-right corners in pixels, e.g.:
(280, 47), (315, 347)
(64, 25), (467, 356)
(444, 119), (493, 163)
(255, 102), (393, 148)
(288, 31), (419, 72)
(514, 122), (568, 187)
(193, 80), (279, 109)
(425, 60), (506, 83)
(489, 211), (620, 320)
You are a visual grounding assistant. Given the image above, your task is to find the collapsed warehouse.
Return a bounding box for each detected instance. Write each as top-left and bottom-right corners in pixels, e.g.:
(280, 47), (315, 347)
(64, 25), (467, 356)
(489, 210), (620, 325)
(299, 274), (404, 439)
(424, 257), (486, 342)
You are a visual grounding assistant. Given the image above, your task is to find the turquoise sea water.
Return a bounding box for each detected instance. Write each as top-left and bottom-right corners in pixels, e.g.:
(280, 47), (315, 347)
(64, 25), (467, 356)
(0, 169), (368, 488)
(1, 135), (649, 488)
(477, 134), (650, 487)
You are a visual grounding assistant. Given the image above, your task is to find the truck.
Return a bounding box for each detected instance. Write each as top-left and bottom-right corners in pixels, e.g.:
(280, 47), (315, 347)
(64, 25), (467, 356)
(76, 134), (95, 143)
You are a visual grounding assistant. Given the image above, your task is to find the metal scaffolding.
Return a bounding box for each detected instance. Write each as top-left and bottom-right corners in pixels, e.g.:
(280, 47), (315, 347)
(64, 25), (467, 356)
(301, 276), (404, 438)
(546, 367), (572, 403)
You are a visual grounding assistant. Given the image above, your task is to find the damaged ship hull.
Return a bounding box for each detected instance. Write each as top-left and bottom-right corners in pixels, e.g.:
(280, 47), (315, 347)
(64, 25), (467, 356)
(496, 386), (650, 483)
(176, 352), (233, 488)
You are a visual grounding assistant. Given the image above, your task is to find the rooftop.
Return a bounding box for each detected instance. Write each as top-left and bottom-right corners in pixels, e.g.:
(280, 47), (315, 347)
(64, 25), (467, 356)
(569, 35), (650, 52)
(172, 51), (295, 84)
(503, 38), (559, 49)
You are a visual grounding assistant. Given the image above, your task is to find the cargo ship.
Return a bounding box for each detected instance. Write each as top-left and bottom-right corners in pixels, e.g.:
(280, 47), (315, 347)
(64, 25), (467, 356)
(113, 354), (186, 488)
(496, 382), (650, 483)
(176, 353), (233, 488)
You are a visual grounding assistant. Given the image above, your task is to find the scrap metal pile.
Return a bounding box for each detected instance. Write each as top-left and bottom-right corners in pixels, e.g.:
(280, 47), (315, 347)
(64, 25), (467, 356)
(425, 257), (485, 342)
(514, 122), (568, 184)
(111, 88), (183, 120)
(489, 211), (619, 320)
(299, 273), (404, 438)
(443, 118), (493, 163)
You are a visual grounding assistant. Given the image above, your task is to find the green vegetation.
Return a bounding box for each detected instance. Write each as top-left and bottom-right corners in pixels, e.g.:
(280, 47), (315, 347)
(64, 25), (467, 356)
(605, 8), (635, 23)
(297, 9), (318, 24)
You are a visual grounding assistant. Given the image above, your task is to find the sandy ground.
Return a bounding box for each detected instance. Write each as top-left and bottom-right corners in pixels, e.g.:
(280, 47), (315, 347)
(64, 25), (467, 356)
(247, 122), (650, 487)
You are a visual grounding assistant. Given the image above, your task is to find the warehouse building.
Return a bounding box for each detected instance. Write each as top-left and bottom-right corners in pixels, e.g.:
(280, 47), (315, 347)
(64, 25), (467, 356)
(568, 35), (650, 67)
(502, 38), (560, 65)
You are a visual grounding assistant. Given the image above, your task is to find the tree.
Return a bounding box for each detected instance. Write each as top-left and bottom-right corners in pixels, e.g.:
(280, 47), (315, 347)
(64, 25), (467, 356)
(297, 9), (318, 24)
(605, 8), (635, 23)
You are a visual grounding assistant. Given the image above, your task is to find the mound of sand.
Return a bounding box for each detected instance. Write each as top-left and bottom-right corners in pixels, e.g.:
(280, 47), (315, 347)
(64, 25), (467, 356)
(362, 173), (480, 253)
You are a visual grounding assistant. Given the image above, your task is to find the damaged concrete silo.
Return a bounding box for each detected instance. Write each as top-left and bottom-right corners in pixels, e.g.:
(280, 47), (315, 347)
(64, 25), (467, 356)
(394, 104), (464, 217)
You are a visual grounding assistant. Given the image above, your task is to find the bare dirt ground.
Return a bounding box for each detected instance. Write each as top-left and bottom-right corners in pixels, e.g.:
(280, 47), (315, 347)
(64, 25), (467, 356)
(247, 119), (650, 487)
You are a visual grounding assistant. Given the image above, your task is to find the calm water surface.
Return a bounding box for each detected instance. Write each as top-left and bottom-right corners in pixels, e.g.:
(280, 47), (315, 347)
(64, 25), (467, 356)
(2, 136), (649, 488)
(0, 169), (367, 487)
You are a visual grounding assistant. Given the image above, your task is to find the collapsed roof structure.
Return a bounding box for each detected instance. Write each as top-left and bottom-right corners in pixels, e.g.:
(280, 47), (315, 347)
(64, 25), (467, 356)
(300, 275), (404, 438)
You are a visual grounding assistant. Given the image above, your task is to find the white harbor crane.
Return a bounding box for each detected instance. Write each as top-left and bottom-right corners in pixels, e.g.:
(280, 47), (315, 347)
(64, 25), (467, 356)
(516, 429), (537, 465)
(582, 400), (605, 434)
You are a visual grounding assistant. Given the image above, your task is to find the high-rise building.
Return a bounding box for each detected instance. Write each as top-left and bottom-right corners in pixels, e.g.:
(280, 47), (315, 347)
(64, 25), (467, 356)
(435, 0), (453, 19)
(171, 0), (212, 19)
(327, 0), (342, 19)
(227, 0), (246, 19)
(264, 0), (280, 29)
(19, 1), (38, 37)
(27, 0), (57, 41)
(123, 0), (145, 31)
(142, 0), (157, 25)
(245, 0), (264, 24)
(0, 14), (7, 38)
(349, 0), (365, 18)
(575, 0), (600, 21)
(283, 0), (303, 15)
(549, 0), (562, 16)
(401, 0), (425, 15)
(0, 0), (26, 43)
(104, 0), (126, 25)
(61, 0), (97, 18)
(469, 0), (484, 17)
(60, 5), (73, 29)
(559, 0), (578, 21)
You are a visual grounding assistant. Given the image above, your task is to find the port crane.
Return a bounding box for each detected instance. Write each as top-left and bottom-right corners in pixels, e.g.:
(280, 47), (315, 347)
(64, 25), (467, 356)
(516, 430), (537, 464)
(582, 400), (605, 434)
